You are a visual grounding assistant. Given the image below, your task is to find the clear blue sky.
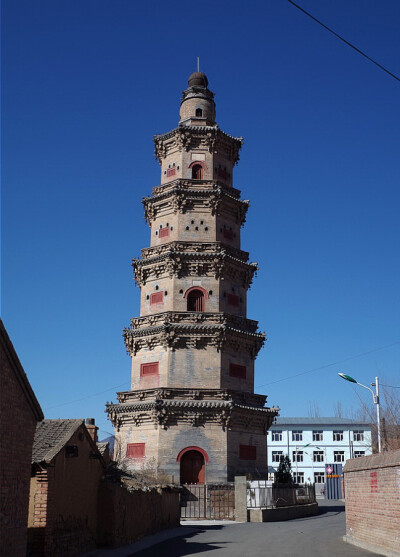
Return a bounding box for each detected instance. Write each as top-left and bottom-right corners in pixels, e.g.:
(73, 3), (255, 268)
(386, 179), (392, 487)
(2, 0), (399, 440)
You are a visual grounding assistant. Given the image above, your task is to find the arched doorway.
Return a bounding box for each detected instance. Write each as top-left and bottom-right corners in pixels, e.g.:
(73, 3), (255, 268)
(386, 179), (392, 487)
(180, 450), (205, 484)
(191, 164), (203, 179)
(187, 288), (205, 312)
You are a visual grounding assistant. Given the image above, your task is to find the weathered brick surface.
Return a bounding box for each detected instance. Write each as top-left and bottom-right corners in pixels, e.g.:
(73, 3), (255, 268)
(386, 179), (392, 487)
(28, 425), (105, 556)
(0, 321), (43, 557)
(97, 483), (180, 548)
(343, 449), (400, 555)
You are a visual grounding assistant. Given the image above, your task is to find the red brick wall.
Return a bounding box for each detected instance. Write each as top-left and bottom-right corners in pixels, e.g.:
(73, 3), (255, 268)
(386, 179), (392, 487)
(343, 449), (400, 555)
(0, 328), (42, 557)
(28, 426), (104, 556)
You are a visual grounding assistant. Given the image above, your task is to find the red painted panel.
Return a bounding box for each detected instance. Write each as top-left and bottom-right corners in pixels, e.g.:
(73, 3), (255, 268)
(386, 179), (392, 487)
(223, 229), (233, 241)
(126, 443), (145, 459)
(159, 227), (170, 239)
(166, 168), (176, 177)
(150, 292), (164, 305)
(239, 445), (256, 460)
(229, 363), (246, 379)
(140, 362), (159, 376)
(227, 293), (239, 307)
(218, 168), (228, 180)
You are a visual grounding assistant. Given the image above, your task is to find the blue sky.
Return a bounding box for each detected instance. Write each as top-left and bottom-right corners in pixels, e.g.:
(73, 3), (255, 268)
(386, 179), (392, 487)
(2, 0), (399, 440)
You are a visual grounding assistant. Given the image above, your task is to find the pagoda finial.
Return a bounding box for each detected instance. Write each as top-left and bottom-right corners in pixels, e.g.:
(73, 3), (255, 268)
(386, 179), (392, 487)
(197, 57), (200, 72)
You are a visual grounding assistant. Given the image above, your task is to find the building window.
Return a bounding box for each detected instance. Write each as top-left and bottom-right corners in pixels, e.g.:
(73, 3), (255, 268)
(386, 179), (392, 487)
(150, 292), (164, 305)
(140, 362), (159, 376)
(227, 293), (239, 307)
(229, 363), (246, 379)
(314, 472), (325, 484)
(354, 451), (365, 458)
(313, 430), (323, 441)
(292, 431), (303, 442)
(313, 451), (324, 462)
(195, 108), (203, 117)
(293, 472), (304, 484)
(292, 451), (303, 462)
(334, 451), (345, 463)
(272, 431), (282, 442)
(271, 451), (283, 463)
(239, 445), (256, 460)
(187, 289), (205, 312)
(192, 164), (203, 180)
(126, 443), (145, 459)
(333, 430), (343, 441)
(66, 445), (79, 458)
(166, 167), (176, 177)
(353, 430), (364, 442)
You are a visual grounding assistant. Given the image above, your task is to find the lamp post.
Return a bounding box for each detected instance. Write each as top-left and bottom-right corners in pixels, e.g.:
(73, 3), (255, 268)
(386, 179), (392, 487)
(338, 373), (381, 453)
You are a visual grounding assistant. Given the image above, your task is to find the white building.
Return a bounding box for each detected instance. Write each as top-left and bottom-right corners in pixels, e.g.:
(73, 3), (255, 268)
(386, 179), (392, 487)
(267, 417), (372, 493)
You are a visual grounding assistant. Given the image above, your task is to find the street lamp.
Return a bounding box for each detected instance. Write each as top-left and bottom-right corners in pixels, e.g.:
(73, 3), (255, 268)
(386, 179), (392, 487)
(338, 373), (381, 453)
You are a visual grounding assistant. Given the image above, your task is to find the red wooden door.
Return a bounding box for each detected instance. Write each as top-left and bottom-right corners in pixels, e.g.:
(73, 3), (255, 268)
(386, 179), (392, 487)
(180, 450), (205, 484)
(187, 290), (204, 312)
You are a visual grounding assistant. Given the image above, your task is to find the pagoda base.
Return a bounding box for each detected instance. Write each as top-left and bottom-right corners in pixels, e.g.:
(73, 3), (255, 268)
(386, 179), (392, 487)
(106, 388), (278, 483)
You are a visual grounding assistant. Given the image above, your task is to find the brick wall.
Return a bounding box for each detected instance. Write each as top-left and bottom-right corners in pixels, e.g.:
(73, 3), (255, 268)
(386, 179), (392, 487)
(0, 323), (42, 557)
(343, 449), (400, 556)
(28, 426), (105, 556)
(97, 482), (180, 548)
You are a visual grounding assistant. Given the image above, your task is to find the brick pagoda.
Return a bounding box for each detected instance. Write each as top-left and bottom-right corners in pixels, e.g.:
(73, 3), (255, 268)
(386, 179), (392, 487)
(106, 72), (278, 483)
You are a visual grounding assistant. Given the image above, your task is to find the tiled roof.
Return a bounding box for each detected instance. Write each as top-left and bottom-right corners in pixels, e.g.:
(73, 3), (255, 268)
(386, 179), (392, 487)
(272, 417), (370, 427)
(32, 419), (84, 464)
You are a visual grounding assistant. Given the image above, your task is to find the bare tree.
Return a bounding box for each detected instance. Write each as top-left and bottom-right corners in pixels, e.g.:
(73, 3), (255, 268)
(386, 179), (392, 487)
(307, 401), (321, 417)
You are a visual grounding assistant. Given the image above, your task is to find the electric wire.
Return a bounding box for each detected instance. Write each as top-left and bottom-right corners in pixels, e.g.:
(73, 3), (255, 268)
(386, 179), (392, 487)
(288, 0), (400, 83)
(256, 340), (400, 389)
(44, 382), (130, 410)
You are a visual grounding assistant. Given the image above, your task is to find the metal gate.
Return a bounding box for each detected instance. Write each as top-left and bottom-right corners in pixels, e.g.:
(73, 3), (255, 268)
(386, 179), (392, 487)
(180, 483), (235, 519)
(325, 463), (343, 499)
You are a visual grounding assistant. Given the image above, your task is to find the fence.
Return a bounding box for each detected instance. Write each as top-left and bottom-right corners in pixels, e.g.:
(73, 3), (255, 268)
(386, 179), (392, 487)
(180, 483), (235, 520)
(247, 481), (316, 509)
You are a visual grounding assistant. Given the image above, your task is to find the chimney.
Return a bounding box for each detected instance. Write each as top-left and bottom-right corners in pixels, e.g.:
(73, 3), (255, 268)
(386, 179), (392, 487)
(85, 418), (98, 444)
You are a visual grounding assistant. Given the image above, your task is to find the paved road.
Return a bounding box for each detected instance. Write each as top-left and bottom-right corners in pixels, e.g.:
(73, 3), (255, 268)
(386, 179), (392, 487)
(128, 500), (382, 557)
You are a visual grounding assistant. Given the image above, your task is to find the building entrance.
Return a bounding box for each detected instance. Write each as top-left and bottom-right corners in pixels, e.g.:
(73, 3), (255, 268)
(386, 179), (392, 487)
(180, 450), (205, 484)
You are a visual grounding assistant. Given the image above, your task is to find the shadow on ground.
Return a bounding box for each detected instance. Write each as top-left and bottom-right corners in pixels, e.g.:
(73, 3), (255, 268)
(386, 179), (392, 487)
(129, 526), (225, 557)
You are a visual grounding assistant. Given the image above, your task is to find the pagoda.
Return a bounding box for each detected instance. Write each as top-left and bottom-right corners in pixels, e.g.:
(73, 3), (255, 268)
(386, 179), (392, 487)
(106, 72), (278, 483)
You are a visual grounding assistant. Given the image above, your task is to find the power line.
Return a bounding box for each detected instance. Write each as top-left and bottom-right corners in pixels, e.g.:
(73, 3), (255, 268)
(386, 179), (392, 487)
(380, 383), (400, 389)
(288, 0), (400, 83)
(256, 340), (400, 389)
(45, 382), (129, 410)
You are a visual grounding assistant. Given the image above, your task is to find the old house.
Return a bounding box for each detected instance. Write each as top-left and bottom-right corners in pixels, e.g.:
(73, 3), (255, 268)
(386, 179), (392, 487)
(0, 319), (43, 557)
(106, 72), (278, 483)
(28, 418), (106, 556)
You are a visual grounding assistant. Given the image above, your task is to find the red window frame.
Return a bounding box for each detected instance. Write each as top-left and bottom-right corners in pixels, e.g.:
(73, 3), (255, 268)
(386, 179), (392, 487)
(229, 363), (246, 379)
(166, 168), (176, 177)
(239, 445), (256, 460)
(126, 443), (145, 459)
(223, 229), (233, 241)
(159, 227), (170, 239)
(227, 293), (239, 307)
(150, 292), (164, 305)
(140, 362), (159, 376)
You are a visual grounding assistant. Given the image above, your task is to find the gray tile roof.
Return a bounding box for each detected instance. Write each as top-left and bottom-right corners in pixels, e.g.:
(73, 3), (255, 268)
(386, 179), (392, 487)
(32, 419), (84, 464)
(272, 417), (370, 427)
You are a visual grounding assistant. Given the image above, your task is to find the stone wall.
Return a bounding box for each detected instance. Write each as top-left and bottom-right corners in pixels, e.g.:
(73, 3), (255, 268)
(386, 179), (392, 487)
(343, 449), (400, 556)
(97, 482), (180, 548)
